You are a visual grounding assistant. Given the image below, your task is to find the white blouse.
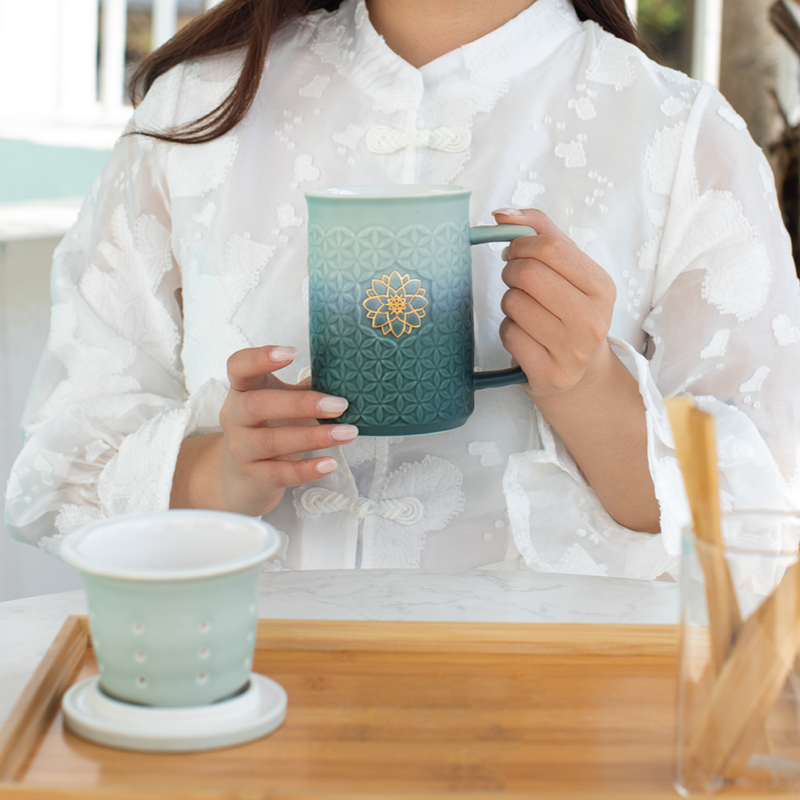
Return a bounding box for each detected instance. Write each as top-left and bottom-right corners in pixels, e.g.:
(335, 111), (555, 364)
(6, 0), (800, 582)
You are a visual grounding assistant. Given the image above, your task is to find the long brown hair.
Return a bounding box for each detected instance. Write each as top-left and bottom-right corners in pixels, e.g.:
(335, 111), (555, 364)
(129, 0), (640, 145)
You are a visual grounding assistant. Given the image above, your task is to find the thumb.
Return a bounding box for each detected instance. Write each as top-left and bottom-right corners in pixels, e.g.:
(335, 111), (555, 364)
(491, 207), (565, 240)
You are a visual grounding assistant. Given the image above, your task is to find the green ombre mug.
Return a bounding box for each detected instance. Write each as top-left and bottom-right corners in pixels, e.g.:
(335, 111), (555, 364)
(305, 185), (534, 436)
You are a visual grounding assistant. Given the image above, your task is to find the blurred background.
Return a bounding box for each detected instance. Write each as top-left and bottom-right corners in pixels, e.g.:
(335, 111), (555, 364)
(2, 0), (800, 601)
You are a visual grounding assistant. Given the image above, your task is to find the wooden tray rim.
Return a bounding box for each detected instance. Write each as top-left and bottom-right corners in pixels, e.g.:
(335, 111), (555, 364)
(0, 616), (682, 799)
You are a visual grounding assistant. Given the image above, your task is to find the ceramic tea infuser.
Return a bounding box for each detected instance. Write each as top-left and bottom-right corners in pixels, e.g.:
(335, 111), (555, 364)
(59, 510), (287, 752)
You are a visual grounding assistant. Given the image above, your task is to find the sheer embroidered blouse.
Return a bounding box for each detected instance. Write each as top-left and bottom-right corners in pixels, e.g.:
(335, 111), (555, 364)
(6, 0), (800, 581)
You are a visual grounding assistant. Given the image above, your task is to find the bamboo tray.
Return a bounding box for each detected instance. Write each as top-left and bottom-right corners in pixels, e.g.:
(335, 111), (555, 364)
(0, 616), (699, 799)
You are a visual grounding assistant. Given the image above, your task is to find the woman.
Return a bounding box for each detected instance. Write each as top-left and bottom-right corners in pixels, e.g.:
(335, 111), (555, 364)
(6, 0), (800, 578)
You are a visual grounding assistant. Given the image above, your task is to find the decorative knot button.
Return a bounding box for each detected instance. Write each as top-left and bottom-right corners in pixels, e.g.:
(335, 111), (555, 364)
(366, 125), (472, 154)
(300, 487), (423, 525)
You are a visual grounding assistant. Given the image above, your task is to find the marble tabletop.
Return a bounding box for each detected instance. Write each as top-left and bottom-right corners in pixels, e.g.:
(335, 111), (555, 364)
(0, 568), (679, 731)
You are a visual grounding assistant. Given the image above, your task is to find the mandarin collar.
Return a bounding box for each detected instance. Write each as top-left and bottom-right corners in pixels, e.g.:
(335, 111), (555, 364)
(312, 0), (583, 110)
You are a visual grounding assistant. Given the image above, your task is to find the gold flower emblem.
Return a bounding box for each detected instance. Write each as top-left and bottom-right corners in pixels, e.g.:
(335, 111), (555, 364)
(363, 271), (428, 338)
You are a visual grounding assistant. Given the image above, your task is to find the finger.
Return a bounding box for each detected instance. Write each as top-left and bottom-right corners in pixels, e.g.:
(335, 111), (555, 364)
(492, 207), (562, 239)
(502, 256), (610, 334)
(226, 386), (350, 427)
(500, 315), (551, 359)
(500, 286), (567, 344)
(501, 286), (610, 385)
(500, 317), (584, 396)
(500, 295), (589, 375)
(248, 455), (340, 489)
(502, 276), (610, 365)
(227, 345), (299, 392)
(501, 254), (586, 324)
(494, 209), (614, 298)
(234, 423), (359, 462)
(520, 238), (614, 301)
(499, 317), (554, 381)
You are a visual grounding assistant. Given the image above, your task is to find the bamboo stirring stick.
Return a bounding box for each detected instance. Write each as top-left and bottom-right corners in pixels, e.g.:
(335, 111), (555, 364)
(666, 398), (795, 787)
(665, 397), (741, 670)
(684, 559), (800, 785)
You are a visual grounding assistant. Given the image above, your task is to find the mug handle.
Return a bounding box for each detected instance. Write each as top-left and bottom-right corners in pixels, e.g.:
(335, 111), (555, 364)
(469, 224), (536, 390)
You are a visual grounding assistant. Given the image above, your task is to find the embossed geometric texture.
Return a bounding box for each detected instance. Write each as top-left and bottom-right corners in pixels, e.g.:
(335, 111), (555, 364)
(309, 222), (475, 432)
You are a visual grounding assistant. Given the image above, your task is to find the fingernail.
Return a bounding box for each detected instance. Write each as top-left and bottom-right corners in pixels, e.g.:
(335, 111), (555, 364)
(500, 246), (510, 262)
(329, 424), (359, 442)
(318, 395), (349, 414)
(316, 457), (337, 475)
(269, 346), (298, 362)
(492, 207), (523, 216)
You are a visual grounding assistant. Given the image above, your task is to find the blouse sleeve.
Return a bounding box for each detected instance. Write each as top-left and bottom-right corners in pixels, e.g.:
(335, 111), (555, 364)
(4, 66), (228, 554)
(504, 82), (800, 582)
(647, 84), (800, 523)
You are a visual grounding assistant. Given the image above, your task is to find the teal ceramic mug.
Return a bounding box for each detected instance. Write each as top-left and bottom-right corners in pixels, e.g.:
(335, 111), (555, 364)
(305, 185), (535, 436)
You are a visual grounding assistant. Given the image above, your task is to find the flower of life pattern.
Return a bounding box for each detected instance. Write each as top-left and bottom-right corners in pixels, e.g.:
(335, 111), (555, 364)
(309, 221), (475, 431)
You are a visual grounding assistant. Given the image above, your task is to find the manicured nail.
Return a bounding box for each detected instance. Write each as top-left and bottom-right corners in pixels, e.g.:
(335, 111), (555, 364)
(317, 395), (349, 414)
(269, 346), (297, 362)
(500, 246), (510, 262)
(492, 207), (523, 216)
(329, 424), (359, 442)
(316, 457), (337, 475)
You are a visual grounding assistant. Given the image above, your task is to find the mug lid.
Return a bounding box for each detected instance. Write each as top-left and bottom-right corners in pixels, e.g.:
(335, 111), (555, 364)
(60, 510), (281, 581)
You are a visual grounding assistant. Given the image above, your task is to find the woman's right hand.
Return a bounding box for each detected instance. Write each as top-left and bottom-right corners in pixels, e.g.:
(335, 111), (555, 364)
(170, 345), (358, 516)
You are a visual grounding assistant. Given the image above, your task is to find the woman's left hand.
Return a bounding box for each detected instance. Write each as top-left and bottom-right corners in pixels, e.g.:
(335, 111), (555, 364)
(493, 207), (660, 533)
(493, 207), (617, 397)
